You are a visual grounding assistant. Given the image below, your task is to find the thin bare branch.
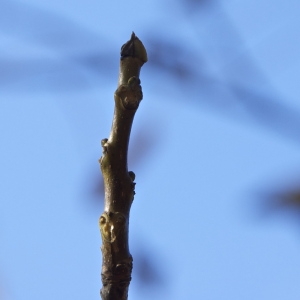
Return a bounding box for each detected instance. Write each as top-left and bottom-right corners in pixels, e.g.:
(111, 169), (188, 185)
(99, 33), (147, 300)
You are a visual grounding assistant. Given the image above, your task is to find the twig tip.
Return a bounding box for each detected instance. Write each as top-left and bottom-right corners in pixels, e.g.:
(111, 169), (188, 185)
(121, 32), (148, 63)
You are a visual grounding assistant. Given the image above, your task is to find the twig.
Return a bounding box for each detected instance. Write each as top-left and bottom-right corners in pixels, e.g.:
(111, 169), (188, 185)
(99, 32), (147, 300)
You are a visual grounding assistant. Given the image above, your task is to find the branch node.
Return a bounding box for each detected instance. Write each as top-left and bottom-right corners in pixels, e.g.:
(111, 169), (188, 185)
(101, 138), (109, 154)
(128, 171), (135, 181)
(115, 76), (143, 110)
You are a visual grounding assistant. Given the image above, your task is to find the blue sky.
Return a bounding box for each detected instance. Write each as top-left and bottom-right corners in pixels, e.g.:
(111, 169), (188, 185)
(1, 0), (300, 299)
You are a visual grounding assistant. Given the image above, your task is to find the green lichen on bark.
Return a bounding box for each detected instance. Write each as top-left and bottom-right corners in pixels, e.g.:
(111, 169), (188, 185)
(99, 33), (147, 300)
